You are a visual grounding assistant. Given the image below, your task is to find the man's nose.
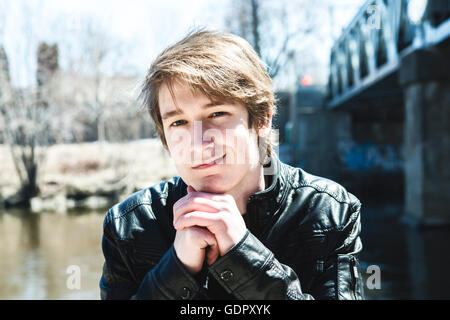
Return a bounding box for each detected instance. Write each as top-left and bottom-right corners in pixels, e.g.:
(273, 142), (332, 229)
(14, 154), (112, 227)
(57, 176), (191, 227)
(191, 120), (211, 145)
(191, 121), (217, 162)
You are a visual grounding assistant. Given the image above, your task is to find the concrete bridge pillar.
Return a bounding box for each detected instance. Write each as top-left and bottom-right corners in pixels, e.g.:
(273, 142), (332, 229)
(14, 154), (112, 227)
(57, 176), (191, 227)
(399, 48), (450, 226)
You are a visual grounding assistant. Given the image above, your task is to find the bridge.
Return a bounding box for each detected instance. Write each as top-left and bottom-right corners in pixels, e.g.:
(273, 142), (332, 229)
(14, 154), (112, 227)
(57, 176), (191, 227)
(325, 0), (450, 226)
(284, 0), (449, 226)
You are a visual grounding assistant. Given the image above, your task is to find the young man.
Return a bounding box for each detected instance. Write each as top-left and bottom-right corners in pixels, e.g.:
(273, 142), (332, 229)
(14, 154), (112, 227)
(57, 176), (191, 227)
(100, 30), (364, 300)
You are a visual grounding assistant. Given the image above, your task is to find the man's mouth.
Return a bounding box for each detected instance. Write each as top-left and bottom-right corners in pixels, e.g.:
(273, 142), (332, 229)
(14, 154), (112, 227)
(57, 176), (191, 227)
(192, 154), (226, 170)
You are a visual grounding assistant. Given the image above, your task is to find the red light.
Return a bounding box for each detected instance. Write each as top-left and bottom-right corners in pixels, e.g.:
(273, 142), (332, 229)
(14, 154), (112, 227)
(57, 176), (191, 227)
(300, 75), (313, 86)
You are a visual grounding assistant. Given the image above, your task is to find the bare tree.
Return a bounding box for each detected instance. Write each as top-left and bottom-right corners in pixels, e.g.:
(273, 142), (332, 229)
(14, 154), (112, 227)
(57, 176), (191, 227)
(224, 0), (324, 80)
(0, 43), (61, 204)
(0, 1), (156, 207)
(62, 16), (132, 143)
(0, 0), (41, 204)
(0, 1), (66, 206)
(48, 11), (153, 143)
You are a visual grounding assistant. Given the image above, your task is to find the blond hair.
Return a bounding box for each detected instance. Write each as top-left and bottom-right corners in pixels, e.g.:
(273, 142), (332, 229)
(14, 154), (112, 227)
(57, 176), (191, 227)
(140, 29), (277, 160)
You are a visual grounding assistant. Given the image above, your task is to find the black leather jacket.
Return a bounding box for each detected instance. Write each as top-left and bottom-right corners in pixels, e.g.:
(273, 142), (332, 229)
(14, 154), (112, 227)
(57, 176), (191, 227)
(100, 154), (364, 300)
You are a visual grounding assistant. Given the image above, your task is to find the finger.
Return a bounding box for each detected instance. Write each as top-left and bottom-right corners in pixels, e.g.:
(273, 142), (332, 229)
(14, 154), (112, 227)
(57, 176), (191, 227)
(173, 188), (218, 217)
(174, 186), (200, 212)
(175, 211), (221, 231)
(193, 226), (217, 250)
(206, 242), (219, 265)
(174, 189), (231, 216)
(186, 191), (231, 203)
(173, 197), (223, 226)
(198, 228), (219, 264)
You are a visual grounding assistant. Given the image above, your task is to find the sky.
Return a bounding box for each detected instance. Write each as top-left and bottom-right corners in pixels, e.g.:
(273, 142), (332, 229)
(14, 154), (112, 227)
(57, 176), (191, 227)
(0, 0), (364, 89)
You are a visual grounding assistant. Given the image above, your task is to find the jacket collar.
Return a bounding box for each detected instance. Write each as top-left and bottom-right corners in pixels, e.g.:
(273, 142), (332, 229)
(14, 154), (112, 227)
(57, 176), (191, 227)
(244, 152), (290, 236)
(247, 152), (283, 205)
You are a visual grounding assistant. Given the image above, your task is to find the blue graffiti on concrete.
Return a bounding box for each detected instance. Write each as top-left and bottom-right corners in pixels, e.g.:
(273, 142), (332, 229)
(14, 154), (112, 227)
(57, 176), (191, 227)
(338, 141), (403, 171)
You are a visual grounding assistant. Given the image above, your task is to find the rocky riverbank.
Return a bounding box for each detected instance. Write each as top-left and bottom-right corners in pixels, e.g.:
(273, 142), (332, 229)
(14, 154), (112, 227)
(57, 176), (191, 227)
(0, 139), (178, 214)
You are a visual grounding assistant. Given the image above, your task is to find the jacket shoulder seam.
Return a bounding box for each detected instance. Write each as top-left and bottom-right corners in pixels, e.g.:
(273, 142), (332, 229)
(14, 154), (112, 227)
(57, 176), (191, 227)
(292, 183), (353, 205)
(111, 201), (153, 220)
(289, 184), (361, 233)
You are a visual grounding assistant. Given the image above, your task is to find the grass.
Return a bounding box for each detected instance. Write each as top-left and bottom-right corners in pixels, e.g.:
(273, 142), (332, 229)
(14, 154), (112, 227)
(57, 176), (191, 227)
(0, 139), (178, 204)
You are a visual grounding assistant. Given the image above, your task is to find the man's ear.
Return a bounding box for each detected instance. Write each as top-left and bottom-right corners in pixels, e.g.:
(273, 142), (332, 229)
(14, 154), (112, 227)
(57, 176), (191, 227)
(258, 113), (273, 138)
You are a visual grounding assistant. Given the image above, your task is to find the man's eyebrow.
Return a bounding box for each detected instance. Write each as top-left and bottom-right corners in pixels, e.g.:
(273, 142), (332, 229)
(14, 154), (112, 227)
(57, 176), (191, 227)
(161, 100), (224, 121)
(161, 108), (183, 121)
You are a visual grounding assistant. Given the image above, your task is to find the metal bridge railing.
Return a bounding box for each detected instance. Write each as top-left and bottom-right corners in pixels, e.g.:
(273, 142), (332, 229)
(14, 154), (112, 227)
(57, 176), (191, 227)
(328, 0), (450, 109)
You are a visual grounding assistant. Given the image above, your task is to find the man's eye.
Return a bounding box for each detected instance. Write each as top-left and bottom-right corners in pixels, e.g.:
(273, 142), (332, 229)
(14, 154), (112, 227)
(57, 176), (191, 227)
(171, 120), (186, 127)
(210, 112), (227, 118)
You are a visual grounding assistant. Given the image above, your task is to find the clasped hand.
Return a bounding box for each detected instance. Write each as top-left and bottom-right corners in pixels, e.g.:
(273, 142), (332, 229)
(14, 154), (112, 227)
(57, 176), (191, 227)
(173, 185), (247, 274)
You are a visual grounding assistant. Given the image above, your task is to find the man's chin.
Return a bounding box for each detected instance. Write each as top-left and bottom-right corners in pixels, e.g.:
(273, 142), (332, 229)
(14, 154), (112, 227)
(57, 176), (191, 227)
(193, 184), (228, 194)
(189, 177), (231, 194)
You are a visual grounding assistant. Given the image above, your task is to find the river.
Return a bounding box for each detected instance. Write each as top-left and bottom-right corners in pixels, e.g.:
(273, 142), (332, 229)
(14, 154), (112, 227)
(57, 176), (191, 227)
(0, 209), (105, 299)
(1, 202), (449, 299)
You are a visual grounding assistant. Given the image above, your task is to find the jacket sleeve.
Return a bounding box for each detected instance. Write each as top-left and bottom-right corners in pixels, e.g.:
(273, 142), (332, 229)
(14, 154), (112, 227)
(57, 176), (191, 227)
(207, 200), (364, 300)
(207, 230), (314, 300)
(308, 200), (364, 300)
(100, 213), (202, 300)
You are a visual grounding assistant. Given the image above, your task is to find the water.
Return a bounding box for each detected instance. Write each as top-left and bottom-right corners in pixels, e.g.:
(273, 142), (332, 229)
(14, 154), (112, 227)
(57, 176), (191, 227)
(0, 209), (105, 300)
(0, 203), (449, 300)
(360, 201), (450, 300)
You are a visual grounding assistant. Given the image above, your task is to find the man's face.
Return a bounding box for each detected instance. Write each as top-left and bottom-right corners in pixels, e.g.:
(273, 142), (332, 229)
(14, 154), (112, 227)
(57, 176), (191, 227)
(158, 80), (268, 194)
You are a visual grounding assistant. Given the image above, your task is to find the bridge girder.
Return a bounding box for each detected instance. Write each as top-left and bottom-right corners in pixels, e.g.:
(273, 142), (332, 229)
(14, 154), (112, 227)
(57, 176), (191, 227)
(328, 0), (450, 110)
